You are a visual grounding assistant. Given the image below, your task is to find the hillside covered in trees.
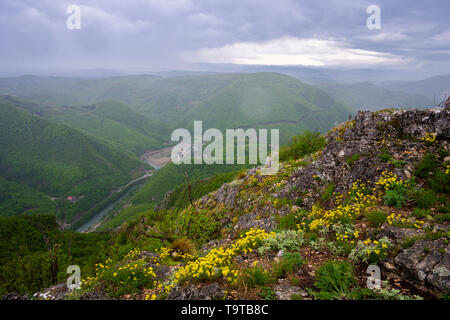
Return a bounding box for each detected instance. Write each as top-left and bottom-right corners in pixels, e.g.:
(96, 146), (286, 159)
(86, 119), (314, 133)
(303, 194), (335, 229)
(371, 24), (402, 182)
(0, 97), (149, 224)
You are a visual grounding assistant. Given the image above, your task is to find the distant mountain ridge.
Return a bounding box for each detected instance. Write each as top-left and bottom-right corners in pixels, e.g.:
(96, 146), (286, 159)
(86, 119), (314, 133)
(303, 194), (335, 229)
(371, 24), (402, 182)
(0, 72), (354, 144)
(381, 74), (450, 101)
(317, 82), (432, 111)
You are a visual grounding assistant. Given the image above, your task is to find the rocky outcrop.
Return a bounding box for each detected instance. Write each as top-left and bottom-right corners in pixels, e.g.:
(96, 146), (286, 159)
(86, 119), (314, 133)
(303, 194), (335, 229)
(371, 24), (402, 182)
(278, 108), (450, 208)
(167, 283), (225, 300)
(33, 283), (70, 300)
(378, 223), (450, 297)
(198, 108), (449, 216)
(273, 279), (308, 300)
(193, 107), (450, 297)
(78, 292), (112, 300)
(233, 212), (276, 233)
(390, 238), (449, 296)
(2, 293), (30, 300)
(377, 226), (424, 244)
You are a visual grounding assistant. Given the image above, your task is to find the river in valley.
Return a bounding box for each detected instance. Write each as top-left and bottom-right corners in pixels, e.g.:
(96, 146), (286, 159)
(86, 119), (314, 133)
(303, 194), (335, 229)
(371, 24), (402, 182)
(75, 180), (147, 232)
(76, 155), (165, 233)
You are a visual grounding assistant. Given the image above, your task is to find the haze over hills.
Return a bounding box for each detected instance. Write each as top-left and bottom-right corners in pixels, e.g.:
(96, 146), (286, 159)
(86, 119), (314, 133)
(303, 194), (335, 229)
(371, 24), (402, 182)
(0, 97), (148, 222)
(0, 69), (448, 300)
(1, 71), (447, 125)
(381, 74), (450, 101)
(0, 75), (162, 107)
(0, 72), (353, 144)
(317, 82), (433, 111)
(20, 64), (441, 86)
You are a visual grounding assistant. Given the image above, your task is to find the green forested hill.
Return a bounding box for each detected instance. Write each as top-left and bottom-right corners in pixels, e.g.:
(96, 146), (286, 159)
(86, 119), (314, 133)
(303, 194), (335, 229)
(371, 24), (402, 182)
(177, 73), (352, 143)
(0, 176), (56, 217)
(123, 73), (245, 123)
(0, 96), (169, 155)
(45, 100), (170, 155)
(0, 214), (110, 295)
(0, 98), (147, 221)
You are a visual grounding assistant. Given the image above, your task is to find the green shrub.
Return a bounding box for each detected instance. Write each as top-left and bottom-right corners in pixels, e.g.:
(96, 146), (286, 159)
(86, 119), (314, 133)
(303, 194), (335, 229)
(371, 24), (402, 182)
(289, 277), (300, 286)
(441, 292), (450, 300)
(437, 195), (448, 205)
(347, 287), (378, 300)
(164, 209), (221, 246)
(272, 252), (303, 278)
(437, 200), (449, 214)
(384, 189), (406, 208)
(280, 131), (325, 161)
(430, 171), (450, 194)
(258, 286), (276, 300)
(327, 239), (355, 256)
(277, 210), (308, 230)
(290, 293), (303, 300)
(348, 236), (391, 263)
(367, 210), (387, 227)
(410, 189), (436, 208)
(415, 154), (440, 179)
(79, 257), (157, 298)
(321, 183), (335, 202)
(389, 159), (406, 168)
(436, 213), (450, 223)
(412, 208), (430, 219)
(279, 146), (293, 162)
(377, 151), (391, 163)
(0, 252), (53, 296)
(314, 260), (356, 299)
(345, 154), (360, 167)
(277, 213), (298, 230)
(414, 154), (449, 194)
(238, 266), (273, 288)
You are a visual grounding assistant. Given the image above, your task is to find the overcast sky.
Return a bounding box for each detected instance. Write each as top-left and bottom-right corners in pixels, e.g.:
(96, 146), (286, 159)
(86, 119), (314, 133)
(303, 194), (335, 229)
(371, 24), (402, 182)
(0, 0), (449, 77)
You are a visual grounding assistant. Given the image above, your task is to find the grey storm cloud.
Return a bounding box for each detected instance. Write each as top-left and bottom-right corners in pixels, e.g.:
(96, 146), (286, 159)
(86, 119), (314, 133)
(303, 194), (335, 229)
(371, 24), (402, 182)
(0, 0), (449, 74)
